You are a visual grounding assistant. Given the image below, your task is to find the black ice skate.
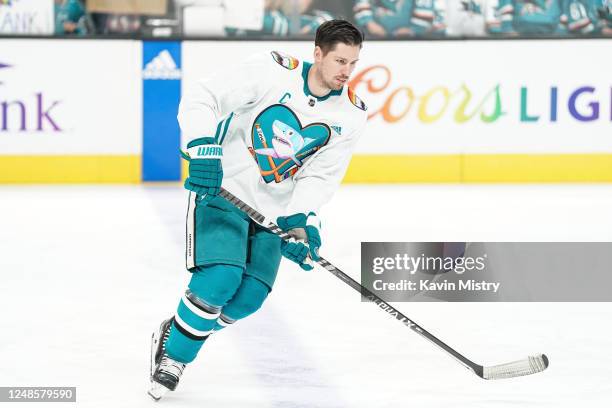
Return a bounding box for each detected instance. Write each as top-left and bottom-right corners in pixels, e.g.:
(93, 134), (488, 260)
(148, 318), (186, 401)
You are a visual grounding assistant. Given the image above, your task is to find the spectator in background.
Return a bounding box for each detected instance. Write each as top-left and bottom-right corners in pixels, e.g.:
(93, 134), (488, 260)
(353, 0), (414, 37)
(90, 12), (143, 35)
(284, 0), (335, 34)
(225, 0), (289, 36)
(410, 0), (446, 35)
(260, 0), (290, 35)
(559, 0), (601, 34)
(55, 0), (92, 35)
(490, 0), (565, 35)
(446, 0), (502, 36)
(597, 0), (612, 34)
(299, 9), (335, 33)
(227, 0), (335, 37)
(104, 14), (142, 34)
(353, 0), (445, 38)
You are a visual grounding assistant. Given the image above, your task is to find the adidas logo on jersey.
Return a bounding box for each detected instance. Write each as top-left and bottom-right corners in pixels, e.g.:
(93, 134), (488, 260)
(331, 125), (342, 135)
(143, 50), (181, 80)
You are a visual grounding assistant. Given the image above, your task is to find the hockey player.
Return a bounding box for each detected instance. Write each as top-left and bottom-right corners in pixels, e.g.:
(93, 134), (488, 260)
(148, 19), (368, 400)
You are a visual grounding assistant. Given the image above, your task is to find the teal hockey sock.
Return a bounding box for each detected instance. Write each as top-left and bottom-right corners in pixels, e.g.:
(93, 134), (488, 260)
(165, 264), (243, 363)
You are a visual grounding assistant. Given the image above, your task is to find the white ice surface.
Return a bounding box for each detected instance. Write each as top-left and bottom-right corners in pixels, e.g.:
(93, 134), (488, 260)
(1, 184), (611, 408)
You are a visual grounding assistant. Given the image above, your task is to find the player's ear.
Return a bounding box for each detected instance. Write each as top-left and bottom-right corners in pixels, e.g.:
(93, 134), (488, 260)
(314, 46), (323, 63)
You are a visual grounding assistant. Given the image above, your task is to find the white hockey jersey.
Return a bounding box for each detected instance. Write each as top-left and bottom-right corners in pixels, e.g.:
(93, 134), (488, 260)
(178, 51), (368, 220)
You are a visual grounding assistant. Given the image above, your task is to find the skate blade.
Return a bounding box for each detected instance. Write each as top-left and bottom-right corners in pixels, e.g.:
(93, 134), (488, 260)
(148, 382), (170, 401)
(150, 331), (159, 378)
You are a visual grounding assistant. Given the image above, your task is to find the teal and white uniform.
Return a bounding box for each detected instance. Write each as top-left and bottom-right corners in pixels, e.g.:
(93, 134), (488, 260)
(354, 0), (415, 32)
(178, 51), (367, 222)
(560, 0), (604, 33)
(596, 0), (612, 31)
(300, 10), (336, 34)
(411, 0), (447, 34)
(446, 0), (502, 36)
(492, 0), (564, 34)
(165, 51), (368, 364)
(446, 0), (493, 37)
(54, 0), (89, 35)
(353, 0), (446, 35)
(226, 9), (334, 36)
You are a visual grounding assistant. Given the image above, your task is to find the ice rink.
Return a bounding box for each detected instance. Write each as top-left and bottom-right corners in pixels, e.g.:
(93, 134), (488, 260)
(1, 184), (611, 408)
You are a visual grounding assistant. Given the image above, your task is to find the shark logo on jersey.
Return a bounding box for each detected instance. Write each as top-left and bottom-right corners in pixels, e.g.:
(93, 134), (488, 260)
(255, 120), (318, 166)
(251, 104), (330, 183)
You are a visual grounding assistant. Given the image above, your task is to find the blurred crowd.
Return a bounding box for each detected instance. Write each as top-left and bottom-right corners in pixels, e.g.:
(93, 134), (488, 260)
(53, 0), (612, 37)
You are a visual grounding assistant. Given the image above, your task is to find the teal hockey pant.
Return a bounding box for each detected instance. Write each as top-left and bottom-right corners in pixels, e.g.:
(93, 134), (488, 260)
(164, 194), (282, 364)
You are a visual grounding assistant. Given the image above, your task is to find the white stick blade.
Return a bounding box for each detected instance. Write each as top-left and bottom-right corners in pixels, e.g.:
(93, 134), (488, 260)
(483, 354), (549, 380)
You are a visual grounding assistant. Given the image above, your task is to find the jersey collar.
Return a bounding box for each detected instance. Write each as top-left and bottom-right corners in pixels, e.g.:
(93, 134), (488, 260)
(301, 62), (343, 102)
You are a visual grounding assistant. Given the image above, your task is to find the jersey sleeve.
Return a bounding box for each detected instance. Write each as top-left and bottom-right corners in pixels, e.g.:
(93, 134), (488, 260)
(285, 112), (367, 216)
(177, 53), (273, 147)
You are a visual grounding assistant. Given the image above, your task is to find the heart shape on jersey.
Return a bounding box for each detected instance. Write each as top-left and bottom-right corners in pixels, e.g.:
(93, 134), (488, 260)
(251, 104), (331, 184)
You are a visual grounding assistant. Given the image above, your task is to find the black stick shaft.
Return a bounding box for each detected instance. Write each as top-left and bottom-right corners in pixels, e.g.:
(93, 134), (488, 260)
(218, 188), (482, 376)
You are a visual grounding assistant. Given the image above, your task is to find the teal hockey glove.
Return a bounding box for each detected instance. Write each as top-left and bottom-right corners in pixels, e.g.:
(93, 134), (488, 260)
(183, 137), (223, 197)
(280, 238), (314, 271)
(277, 212), (322, 270)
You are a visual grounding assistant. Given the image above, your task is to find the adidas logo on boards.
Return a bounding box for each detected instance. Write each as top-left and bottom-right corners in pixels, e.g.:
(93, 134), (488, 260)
(143, 50), (181, 80)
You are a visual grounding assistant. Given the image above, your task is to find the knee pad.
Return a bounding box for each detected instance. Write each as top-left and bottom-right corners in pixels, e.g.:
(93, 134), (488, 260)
(188, 264), (243, 308)
(222, 275), (270, 321)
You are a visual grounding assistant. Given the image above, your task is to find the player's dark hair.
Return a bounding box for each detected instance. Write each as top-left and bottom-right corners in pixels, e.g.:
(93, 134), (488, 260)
(315, 19), (364, 55)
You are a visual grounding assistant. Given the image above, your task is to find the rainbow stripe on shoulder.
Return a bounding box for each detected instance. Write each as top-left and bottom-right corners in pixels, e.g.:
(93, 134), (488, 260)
(348, 87), (367, 111)
(270, 51), (300, 70)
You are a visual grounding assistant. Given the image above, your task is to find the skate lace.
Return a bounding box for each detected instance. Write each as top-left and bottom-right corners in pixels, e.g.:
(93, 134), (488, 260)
(161, 326), (170, 349)
(159, 354), (185, 378)
(156, 320), (185, 378)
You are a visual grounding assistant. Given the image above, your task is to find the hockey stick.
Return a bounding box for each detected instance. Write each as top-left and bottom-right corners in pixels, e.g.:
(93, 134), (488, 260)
(218, 187), (549, 380)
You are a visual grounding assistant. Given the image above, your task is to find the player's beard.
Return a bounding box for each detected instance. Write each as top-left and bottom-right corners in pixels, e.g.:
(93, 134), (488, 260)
(329, 80), (344, 90)
(325, 75), (347, 91)
(317, 67), (345, 91)
(329, 70), (349, 90)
